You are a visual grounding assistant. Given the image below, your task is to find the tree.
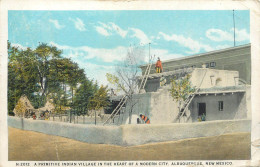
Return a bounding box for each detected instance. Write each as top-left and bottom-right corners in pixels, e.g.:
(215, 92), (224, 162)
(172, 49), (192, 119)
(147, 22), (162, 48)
(8, 43), (40, 113)
(33, 43), (62, 97)
(169, 74), (195, 115)
(106, 46), (145, 124)
(106, 73), (126, 94)
(8, 42), (92, 116)
(88, 85), (110, 124)
(73, 79), (97, 116)
(88, 85), (109, 110)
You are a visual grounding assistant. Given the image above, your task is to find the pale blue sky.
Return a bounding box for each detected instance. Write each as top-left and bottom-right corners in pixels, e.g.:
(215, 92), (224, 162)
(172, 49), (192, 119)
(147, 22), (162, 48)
(8, 10), (250, 85)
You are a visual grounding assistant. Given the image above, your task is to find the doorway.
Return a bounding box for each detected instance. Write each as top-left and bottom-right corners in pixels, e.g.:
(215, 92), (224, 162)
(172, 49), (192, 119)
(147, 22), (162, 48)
(198, 103), (206, 116)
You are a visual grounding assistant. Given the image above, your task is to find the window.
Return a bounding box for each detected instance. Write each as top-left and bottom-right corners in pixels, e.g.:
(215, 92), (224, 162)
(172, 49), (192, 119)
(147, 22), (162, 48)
(205, 63), (209, 68)
(218, 101), (223, 111)
(210, 62), (216, 67)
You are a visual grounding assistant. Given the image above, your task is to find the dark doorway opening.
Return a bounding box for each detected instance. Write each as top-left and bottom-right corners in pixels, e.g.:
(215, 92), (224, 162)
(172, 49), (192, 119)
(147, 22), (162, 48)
(198, 103), (206, 116)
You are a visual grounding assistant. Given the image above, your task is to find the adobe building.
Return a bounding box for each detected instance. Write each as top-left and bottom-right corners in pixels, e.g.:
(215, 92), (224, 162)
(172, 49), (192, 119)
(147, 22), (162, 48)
(112, 44), (251, 125)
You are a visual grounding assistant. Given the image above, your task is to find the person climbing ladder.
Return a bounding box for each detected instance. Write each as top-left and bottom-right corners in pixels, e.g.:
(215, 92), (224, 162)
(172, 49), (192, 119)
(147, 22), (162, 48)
(155, 57), (163, 73)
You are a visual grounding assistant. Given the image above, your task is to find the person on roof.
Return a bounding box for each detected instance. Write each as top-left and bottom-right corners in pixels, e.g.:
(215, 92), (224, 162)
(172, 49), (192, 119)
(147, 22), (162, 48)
(155, 57), (163, 73)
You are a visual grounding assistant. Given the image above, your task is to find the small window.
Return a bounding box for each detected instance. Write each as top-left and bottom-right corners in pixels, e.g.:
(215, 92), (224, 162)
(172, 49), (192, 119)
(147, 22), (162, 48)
(205, 63), (209, 68)
(210, 62), (216, 67)
(218, 101), (223, 111)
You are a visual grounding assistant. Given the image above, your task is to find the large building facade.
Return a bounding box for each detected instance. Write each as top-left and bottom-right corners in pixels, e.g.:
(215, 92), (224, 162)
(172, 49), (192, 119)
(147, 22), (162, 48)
(140, 44), (251, 84)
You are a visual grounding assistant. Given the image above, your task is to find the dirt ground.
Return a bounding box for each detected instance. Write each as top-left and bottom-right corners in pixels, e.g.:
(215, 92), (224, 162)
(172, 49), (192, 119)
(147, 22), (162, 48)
(8, 127), (251, 161)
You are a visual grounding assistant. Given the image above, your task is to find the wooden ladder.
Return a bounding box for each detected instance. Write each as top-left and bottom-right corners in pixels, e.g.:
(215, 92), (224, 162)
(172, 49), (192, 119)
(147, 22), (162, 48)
(138, 55), (155, 93)
(176, 70), (208, 122)
(103, 95), (128, 125)
(103, 55), (155, 125)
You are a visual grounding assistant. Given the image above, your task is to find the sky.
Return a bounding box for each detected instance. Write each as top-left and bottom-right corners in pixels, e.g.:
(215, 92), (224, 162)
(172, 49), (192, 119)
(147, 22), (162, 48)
(8, 10), (250, 86)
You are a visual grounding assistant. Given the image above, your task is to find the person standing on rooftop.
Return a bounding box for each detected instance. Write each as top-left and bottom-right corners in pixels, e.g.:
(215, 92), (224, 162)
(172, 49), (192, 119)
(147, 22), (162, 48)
(155, 57), (163, 73)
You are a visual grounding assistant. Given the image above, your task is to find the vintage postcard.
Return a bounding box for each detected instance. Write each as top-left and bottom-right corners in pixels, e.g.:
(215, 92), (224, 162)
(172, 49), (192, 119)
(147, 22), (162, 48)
(0, 0), (259, 167)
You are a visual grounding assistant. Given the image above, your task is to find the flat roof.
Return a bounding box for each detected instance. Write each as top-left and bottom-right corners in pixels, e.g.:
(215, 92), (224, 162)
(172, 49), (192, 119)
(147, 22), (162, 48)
(140, 43), (251, 67)
(196, 85), (246, 95)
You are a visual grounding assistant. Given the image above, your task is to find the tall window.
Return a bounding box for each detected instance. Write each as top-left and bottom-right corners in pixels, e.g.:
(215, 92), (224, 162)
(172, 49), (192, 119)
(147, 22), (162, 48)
(205, 63), (209, 68)
(218, 101), (223, 111)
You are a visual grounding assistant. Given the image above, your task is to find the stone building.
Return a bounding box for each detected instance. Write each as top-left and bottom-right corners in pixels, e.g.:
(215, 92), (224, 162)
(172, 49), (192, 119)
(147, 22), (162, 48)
(113, 44), (251, 125)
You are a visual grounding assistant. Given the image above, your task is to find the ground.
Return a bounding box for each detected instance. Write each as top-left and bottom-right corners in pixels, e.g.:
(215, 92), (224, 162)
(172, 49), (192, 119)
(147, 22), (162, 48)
(8, 127), (250, 161)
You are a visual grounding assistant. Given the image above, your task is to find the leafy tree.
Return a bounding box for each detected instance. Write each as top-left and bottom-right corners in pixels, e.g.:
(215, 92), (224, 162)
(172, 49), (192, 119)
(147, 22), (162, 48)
(7, 42), (92, 116)
(33, 43), (62, 96)
(106, 73), (126, 94)
(88, 85), (109, 111)
(73, 79), (97, 115)
(169, 74), (195, 113)
(88, 85), (110, 125)
(8, 43), (40, 113)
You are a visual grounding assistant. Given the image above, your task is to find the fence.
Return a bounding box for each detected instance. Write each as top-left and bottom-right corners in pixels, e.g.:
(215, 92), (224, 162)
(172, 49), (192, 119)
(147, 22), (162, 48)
(32, 113), (113, 125)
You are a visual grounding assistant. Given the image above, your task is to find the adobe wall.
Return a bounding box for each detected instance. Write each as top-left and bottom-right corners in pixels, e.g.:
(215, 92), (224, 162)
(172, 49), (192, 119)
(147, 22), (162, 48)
(8, 116), (122, 145)
(120, 93), (153, 124)
(143, 68), (239, 93)
(121, 119), (251, 146)
(190, 92), (247, 122)
(8, 116), (251, 146)
(246, 85), (251, 119)
(149, 86), (180, 124)
(119, 85), (180, 124)
(190, 68), (239, 89)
